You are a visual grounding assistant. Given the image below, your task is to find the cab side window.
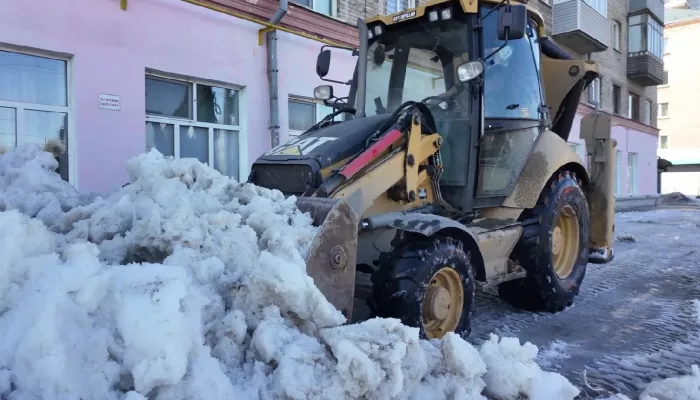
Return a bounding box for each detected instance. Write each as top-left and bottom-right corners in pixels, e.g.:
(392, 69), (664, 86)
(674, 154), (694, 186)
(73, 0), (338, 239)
(481, 8), (544, 120)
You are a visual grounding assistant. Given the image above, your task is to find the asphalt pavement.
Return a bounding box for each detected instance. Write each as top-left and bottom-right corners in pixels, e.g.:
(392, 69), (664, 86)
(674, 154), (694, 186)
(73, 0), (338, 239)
(469, 207), (700, 399)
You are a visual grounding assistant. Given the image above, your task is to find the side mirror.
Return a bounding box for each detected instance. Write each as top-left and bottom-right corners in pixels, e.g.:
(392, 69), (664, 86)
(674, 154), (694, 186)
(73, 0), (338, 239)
(316, 49), (331, 78)
(313, 85), (333, 100)
(497, 4), (527, 41)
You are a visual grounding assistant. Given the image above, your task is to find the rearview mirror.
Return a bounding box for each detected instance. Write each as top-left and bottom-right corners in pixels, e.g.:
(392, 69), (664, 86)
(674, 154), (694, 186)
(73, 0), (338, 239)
(316, 49), (331, 78)
(497, 4), (527, 41)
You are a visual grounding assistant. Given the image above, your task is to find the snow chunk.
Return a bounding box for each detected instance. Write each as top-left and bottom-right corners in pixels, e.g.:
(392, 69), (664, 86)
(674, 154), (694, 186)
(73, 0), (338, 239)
(480, 334), (580, 400)
(0, 143), (90, 228)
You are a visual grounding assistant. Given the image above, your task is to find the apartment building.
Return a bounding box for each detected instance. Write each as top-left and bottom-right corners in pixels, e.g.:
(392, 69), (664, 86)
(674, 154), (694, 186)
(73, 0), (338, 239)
(515, 0), (664, 196)
(656, 7), (700, 195)
(0, 0), (662, 194)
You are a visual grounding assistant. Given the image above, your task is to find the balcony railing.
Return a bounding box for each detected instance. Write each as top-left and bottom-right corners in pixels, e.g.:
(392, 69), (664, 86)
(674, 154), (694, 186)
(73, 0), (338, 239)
(628, 51), (665, 86)
(552, 0), (609, 54)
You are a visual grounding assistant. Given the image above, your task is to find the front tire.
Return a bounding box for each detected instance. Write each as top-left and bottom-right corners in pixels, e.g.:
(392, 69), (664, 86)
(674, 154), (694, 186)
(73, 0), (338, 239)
(498, 170), (591, 312)
(369, 237), (476, 339)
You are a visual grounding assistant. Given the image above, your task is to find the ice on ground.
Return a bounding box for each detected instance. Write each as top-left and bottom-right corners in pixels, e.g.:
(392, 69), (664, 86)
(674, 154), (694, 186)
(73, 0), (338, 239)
(535, 340), (571, 369)
(615, 234), (636, 243)
(638, 365), (700, 400)
(0, 144), (581, 400)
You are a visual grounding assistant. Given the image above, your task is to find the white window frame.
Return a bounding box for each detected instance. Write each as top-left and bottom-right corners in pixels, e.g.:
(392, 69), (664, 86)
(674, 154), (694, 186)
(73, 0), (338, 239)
(659, 135), (668, 149)
(388, 0), (416, 13)
(658, 102), (669, 118)
(628, 92), (640, 121)
(0, 45), (76, 186)
(643, 99), (652, 125)
(584, 0), (607, 18)
(627, 152), (638, 195)
(145, 72), (248, 181)
(568, 142), (587, 167)
(615, 150), (623, 195)
(292, 0), (338, 17)
(288, 96), (334, 137)
(612, 20), (621, 51)
(588, 77), (601, 107)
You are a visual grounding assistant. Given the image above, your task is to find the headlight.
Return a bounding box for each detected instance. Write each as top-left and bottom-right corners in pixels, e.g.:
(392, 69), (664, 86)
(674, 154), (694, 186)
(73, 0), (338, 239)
(457, 61), (484, 83)
(313, 85), (333, 100)
(441, 8), (452, 20)
(429, 10), (439, 22)
(373, 25), (383, 36)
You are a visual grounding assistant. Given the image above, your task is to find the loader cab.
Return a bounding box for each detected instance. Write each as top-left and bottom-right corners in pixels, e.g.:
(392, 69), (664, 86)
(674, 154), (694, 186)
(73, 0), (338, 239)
(322, 1), (548, 214)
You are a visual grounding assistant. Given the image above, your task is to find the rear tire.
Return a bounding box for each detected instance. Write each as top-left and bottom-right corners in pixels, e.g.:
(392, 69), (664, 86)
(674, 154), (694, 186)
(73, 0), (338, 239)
(369, 237), (476, 339)
(498, 170), (590, 312)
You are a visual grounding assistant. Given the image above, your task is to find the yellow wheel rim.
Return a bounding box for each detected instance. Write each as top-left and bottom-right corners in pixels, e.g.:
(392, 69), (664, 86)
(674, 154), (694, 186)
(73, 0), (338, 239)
(551, 205), (580, 279)
(421, 267), (463, 339)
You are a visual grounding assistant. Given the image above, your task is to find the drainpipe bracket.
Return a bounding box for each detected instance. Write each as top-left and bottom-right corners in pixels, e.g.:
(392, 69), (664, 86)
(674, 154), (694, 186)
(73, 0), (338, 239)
(258, 27), (276, 46)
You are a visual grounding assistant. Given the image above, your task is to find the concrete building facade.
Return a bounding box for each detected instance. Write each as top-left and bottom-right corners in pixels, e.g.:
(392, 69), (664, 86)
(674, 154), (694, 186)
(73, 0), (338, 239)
(0, 0), (662, 195)
(656, 7), (700, 196)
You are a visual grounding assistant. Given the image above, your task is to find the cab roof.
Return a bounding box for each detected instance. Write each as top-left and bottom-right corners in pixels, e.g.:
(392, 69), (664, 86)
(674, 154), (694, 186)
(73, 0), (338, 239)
(365, 0), (546, 35)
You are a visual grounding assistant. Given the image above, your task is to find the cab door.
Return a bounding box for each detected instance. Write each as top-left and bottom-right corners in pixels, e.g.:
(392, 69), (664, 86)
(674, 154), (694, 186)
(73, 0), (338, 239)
(474, 7), (548, 208)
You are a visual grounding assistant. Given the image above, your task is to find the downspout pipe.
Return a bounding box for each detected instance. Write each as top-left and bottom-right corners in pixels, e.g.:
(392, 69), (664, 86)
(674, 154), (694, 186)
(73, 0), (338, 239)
(267, 0), (288, 148)
(355, 18), (368, 118)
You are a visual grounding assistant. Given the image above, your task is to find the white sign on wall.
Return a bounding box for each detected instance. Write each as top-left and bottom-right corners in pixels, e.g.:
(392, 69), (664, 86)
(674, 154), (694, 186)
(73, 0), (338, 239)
(98, 94), (121, 111)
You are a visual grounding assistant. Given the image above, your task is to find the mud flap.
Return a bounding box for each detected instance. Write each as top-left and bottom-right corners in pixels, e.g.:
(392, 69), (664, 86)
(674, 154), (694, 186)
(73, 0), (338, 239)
(296, 197), (359, 322)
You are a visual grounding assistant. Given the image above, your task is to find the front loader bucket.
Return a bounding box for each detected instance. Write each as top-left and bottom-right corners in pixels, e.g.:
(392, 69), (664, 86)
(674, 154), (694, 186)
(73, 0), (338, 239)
(296, 197), (359, 322)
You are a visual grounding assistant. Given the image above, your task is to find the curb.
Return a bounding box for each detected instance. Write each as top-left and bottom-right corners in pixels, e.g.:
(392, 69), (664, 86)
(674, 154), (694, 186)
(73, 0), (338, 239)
(615, 195), (661, 211)
(615, 193), (700, 212)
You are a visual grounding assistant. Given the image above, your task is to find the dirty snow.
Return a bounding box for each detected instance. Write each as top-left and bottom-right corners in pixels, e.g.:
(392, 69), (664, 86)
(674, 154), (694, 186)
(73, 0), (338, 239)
(0, 144), (591, 400)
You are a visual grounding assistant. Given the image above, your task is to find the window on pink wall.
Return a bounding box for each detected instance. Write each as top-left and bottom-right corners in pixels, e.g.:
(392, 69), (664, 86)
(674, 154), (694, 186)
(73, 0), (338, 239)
(615, 150), (623, 195)
(628, 152), (638, 194)
(0, 49), (70, 182)
(145, 74), (242, 180)
(288, 97), (334, 137)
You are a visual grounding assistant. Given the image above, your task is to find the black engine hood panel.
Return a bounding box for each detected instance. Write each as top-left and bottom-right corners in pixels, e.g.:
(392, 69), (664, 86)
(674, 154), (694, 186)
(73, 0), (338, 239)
(255, 113), (393, 169)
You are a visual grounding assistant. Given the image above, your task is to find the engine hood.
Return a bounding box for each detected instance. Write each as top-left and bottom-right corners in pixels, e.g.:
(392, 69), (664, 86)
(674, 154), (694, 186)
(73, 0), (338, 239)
(255, 113), (393, 169)
(250, 113), (393, 195)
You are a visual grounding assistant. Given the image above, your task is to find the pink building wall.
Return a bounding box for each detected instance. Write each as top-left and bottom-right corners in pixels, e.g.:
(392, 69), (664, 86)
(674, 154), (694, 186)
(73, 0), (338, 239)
(567, 113), (659, 196)
(1, 0), (355, 193)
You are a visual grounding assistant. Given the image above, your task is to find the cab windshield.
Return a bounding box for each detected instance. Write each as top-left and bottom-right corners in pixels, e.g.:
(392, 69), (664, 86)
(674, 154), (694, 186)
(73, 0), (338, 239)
(358, 18), (471, 117)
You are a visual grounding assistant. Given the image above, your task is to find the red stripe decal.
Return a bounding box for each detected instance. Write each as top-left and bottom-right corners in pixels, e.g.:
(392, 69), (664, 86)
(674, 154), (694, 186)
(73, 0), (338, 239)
(340, 129), (403, 179)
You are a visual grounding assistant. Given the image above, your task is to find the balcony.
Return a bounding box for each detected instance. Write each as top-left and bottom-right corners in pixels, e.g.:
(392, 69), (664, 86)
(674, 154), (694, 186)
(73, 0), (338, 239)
(552, 0), (609, 54)
(627, 52), (665, 86)
(629, 0), (665, 23)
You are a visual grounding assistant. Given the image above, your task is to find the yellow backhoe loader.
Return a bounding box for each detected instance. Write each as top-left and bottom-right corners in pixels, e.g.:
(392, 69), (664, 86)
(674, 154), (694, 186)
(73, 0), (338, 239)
(249, 0), (617, 339)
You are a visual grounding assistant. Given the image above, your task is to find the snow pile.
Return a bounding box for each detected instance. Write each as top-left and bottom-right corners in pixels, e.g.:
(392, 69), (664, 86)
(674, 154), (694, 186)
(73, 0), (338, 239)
(659, 191), (700, 205)
(0, 143), (92, 228)
(0, 144), (581, 400)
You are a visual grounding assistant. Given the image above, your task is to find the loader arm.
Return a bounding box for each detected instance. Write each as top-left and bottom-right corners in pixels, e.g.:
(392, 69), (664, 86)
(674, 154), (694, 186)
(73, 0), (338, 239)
(329, 112), (443, 218)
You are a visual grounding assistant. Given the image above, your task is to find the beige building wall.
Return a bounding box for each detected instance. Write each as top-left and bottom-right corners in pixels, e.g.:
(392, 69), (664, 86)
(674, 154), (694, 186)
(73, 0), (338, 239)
(657, 17), (700, 149)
